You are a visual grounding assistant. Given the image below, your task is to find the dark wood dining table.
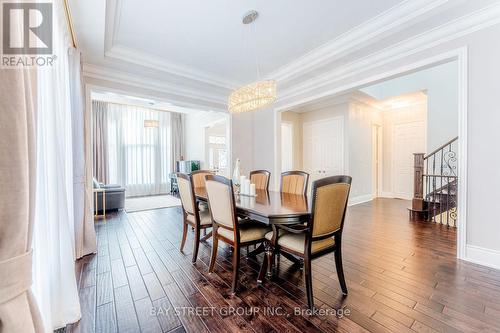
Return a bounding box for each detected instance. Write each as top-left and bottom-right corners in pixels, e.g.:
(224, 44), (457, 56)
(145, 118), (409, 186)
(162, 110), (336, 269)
(194, 187), (311, 280)
(194, 187), (310, 225)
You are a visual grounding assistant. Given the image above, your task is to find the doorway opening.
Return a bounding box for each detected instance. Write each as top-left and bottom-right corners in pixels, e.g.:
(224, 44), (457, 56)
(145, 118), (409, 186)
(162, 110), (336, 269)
(276, 52), (464, 256)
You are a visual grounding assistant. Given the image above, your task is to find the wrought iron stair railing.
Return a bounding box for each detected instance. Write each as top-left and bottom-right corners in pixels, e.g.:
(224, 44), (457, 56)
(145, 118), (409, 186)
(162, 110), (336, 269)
(410, 137), (458, 226)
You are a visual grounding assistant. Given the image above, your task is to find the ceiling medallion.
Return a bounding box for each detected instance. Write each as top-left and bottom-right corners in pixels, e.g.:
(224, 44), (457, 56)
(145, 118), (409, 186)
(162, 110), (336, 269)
(228, 10), (277, 114)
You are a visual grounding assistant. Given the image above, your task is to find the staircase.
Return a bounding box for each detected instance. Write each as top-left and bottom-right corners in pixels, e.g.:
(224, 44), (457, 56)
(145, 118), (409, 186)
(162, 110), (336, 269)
(408, 137), (458, 227)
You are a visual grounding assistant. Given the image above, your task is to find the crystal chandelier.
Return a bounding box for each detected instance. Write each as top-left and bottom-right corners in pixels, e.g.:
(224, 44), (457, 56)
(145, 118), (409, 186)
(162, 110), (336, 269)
(228, 10), (277, 114)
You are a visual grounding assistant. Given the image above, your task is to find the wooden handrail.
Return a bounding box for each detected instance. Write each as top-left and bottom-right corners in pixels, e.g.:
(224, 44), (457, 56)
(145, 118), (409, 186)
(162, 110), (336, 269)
(424, 136), (458, 160)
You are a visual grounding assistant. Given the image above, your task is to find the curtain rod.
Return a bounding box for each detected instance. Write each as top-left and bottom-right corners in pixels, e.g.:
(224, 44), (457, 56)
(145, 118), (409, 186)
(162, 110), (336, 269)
(63, 0), (77, 48)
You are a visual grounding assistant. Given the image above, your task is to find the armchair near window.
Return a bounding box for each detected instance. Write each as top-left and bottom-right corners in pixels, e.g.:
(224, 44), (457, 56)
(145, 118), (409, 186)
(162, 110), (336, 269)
(93, 178), (126, 212)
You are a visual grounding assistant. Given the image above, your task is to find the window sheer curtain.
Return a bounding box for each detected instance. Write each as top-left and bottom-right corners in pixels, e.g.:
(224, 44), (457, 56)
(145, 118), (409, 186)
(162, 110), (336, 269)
(31, 2), (82, 331)
(92, 100), (109, 183)
(104, 103), (172, 197)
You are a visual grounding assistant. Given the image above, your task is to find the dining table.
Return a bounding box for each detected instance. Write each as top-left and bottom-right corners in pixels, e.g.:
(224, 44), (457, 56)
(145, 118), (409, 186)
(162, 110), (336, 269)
(194, 187), (310, 225)
(194, 187), (311, 280)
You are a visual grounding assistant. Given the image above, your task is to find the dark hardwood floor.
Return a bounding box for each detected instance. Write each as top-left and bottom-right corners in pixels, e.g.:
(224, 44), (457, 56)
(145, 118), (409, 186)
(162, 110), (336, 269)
(69, 198), (500, 333)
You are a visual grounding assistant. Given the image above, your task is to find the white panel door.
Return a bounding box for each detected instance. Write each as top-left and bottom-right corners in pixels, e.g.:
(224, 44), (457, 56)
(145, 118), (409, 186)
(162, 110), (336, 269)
(393, 121), (426, 199)
(303, 117), (344, 188)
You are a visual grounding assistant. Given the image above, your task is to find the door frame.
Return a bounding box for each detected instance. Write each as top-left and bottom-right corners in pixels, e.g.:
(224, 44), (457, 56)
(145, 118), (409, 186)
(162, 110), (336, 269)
(274, 47), (468, 260)
(280, 121), (294, 172)
(203, 117), (230, 176)
(371, 123), (382, 198)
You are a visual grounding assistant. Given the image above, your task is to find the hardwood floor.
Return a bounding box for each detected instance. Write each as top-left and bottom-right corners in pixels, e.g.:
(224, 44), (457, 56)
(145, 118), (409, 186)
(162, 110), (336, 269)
(69, 198), (500, 333)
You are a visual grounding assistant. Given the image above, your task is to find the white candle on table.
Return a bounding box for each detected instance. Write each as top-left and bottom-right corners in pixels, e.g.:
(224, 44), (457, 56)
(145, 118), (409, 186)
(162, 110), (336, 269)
(244, 179), (251, 195)
(249, 183), (256, 196)
(239, 176), (246, 193)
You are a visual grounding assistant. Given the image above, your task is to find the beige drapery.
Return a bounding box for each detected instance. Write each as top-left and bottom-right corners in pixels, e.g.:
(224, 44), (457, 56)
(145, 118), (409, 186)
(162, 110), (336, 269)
(0, 69), (44, 332)
(170, 112), (186, 169)
(92, 100), (108, 183)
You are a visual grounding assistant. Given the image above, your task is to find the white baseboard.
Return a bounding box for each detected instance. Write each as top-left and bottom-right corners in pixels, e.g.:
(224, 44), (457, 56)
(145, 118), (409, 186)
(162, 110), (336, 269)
(379, 191), (395, 198)
(348, 194), (373, 206)
(465, 244), (500, 270)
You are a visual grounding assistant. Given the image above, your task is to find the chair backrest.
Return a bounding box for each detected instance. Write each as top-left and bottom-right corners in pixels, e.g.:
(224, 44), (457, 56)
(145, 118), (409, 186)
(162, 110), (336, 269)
(309, 175), (352, 239)
(191, 170), (214, 188)
(280, 171), (309, 195)
(250, 170), (271, 191)
(176, 173), (197, 216)
(205, 175), (237, 231)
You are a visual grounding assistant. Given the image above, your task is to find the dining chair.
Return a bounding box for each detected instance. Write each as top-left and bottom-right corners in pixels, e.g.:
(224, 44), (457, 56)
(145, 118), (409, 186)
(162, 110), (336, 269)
(250, 170), (271, 191)
(191, 169), (214, 189)
(264, 175), (352, 309)
(176, 173), (213, 263)
(280, 170), (309, 195)
(205, 175), (271, 293)
(190, 169), (213, 214)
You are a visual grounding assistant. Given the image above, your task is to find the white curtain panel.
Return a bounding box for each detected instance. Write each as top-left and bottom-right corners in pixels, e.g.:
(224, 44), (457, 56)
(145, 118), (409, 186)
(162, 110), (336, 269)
(31, 2), (81, 331)
(69, 49), (97, 259)
(106, 103), (172, 197)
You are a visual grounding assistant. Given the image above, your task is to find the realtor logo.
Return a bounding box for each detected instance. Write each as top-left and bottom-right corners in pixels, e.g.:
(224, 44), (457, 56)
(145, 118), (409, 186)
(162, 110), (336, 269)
(2, 2), (52, 54)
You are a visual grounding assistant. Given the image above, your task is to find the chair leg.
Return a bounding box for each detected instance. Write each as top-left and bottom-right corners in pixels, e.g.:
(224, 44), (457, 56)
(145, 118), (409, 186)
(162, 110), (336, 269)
(304, 256), (314, 310)
(209, 233), (218, 273)
(231, 245), (241, 294)
(180, 222), (188, 252)
(334, 247), (348, 295)
(257, 250), (268, 284)
(192, 227), (201, 263)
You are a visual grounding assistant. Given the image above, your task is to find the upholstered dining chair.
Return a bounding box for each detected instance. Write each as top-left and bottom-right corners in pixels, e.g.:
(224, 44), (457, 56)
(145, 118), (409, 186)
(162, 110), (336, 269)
(191, 169), (214, 189)
(190, 169), (213, 214)
(205, 175), (271, 293)
(263, 175), (352, 309)
(176, 173), (213, 263)
(280, 170), (309, 195)
(250, 170), (271, 191)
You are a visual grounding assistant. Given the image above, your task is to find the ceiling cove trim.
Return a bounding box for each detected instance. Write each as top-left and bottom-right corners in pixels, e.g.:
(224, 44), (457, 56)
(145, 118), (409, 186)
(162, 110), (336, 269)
(270, 0), (451, 83)
(105, 45), (238, 90)
(277, 1), (500, 107)
(83, 63), (227, 108)
(104, 0), (237, 90)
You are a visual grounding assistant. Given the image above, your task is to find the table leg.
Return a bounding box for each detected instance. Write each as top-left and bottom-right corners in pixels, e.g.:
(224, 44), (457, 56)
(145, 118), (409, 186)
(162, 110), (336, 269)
(265, 241), (274, 278)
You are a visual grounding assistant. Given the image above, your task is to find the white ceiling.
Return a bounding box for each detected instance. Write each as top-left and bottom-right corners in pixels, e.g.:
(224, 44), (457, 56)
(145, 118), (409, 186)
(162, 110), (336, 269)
(72, 0), (405, 86)
(69, 0), (488, 110)
(111, 0), (404, 84)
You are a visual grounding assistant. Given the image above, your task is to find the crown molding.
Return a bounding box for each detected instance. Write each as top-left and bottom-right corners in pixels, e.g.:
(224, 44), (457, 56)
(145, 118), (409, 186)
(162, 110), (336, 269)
(83, 63), (227, 108)
(277, 1), (500, 107)
(270, 0), (451, 83)
(104, 0), (238, 90)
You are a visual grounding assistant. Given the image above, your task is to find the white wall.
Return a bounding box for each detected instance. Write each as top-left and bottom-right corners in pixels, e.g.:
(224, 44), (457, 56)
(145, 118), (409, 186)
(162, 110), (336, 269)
(184, 111), (228, 169)
(361, 61), (458, 151)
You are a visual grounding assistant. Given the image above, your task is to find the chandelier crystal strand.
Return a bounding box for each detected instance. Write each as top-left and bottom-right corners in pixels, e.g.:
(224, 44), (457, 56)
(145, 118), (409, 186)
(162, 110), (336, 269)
(228, 80), (277, 113)
(228, 10), (277, 114)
